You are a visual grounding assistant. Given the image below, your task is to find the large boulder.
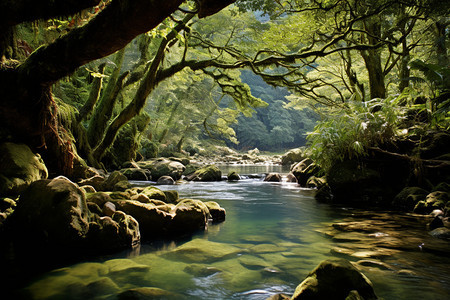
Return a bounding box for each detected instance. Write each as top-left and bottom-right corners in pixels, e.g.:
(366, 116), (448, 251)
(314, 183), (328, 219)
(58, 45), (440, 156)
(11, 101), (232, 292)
(120, 168), (151, 181)
(414, 191), (450, 214)
(14, 176), (90, 247)
(185, 165), (222, 181)
(392, 187), (429, 211)
(14, 177), (139, 252)
(291, 259), (377, 300)
(138, 158), (185, 181)
(0, 142), (48, 196)
(291, 158), (321, 187)
(112, 200), (173, 239)
(140, 186), (167, 201)
(170, 199), (210, 235)
(103, 171), (129, 191)
(281, 148), (305, 166)
(87, 211), (140, 251)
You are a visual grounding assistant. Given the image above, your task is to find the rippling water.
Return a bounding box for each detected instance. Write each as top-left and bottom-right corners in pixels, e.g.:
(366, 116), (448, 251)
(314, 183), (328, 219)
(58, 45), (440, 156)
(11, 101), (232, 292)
(14, 165), (450, 299)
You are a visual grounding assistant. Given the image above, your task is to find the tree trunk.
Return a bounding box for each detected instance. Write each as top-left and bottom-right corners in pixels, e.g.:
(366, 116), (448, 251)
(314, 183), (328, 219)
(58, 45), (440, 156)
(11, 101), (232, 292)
(360, 20), (386, 99)
(76, 62), (106, 123)
(0, 0), (235, 175)
(92, 14), (194, 161)
(87, 48), (125, 147)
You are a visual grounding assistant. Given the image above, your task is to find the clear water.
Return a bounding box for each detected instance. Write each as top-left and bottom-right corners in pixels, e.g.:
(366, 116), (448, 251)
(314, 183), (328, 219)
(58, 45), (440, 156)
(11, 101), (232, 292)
(15, 166), (450, 299)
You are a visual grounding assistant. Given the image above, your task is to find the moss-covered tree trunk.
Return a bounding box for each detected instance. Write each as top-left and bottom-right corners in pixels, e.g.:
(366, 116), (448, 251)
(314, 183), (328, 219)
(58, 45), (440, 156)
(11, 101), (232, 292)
(360, 20), (386, 100)
(0, 0), (234, 175)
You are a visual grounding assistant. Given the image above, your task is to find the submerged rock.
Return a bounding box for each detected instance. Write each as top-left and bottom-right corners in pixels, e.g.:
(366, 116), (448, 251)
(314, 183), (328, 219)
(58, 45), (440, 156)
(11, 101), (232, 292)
(291, 258), (377, 300)
(0, 142), (48, 196)
(429, 227), (450, 240)
(163, 238), (243, 263)
(118, 287), (181, 299)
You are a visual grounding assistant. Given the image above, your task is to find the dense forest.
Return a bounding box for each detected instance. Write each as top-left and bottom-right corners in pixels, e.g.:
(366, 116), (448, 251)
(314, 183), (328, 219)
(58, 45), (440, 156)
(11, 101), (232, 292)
(0, 0), (449, 299)
(1, 0), (448, 174)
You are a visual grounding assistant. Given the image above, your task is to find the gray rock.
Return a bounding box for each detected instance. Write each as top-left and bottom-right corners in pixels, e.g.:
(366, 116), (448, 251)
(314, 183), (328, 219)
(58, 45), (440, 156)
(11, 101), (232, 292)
(102, 201), (116, 217)
(157, 175), (175, 185)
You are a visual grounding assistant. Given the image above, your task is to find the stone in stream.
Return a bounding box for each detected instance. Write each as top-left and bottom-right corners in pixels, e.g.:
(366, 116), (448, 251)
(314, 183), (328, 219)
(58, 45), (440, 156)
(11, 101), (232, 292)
(227, 171), (241, 181)
(138, 158), (185, 181)
(156, 175), (175, 185)
(205, 201), (226, 223)
(291, 258), (377, 300)
(185, 164), (222, 181)
(120, 167), (151, 181)
(264, 173), (282, 182)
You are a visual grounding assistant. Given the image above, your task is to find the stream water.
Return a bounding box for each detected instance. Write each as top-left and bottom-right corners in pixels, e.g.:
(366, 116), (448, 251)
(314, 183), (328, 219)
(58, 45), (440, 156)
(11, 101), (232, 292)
(12, 165), (450, 299)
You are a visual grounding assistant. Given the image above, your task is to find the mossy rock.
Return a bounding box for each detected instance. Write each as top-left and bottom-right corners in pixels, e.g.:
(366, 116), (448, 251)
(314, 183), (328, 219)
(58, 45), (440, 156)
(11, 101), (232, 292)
(414, 191), (449, 214)
(306, 176), (326, 189)
(117, 287), (181, 300)
(0, 142), (48, 196)
(120, 168), (151, 181)
(138, 159), (185, 181)
(163, 190), (179, 204)
(205, 201), (226, 223)
(163, 238), (242, 263)
(227, 171), (240, 181)
(291, 258), (377, 300)
(292, 158), (321, 187)
(281, 148), (305, 165)
(141, 186), (166, 202)
(103, 171), (128, 191)
(170, 199), (210, 235)
(185, 165), (222, 182)
(14, 177), (90, 247)
(112, 200), (173, 239)
(392, 187), (429, 211)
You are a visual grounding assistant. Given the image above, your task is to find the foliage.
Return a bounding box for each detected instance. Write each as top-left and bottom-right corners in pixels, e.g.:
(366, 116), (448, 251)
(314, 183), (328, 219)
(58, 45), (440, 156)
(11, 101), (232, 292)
(307, 97), (408, 171)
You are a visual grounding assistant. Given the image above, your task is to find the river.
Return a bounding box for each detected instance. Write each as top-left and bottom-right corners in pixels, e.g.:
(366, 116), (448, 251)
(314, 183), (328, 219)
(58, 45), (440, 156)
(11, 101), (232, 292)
(14, 165), (450, 299)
